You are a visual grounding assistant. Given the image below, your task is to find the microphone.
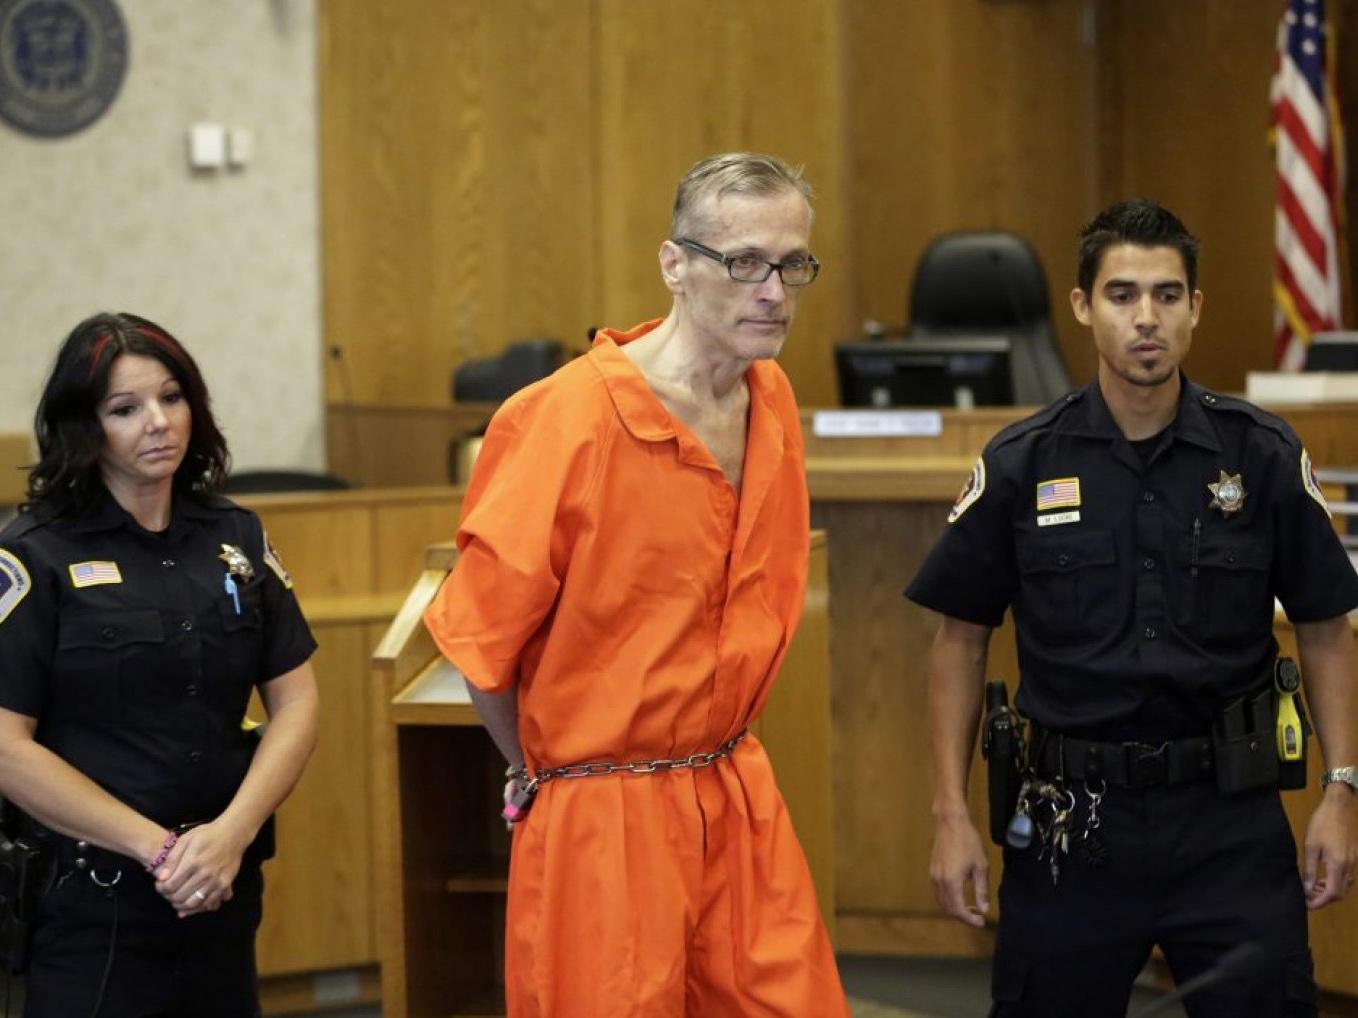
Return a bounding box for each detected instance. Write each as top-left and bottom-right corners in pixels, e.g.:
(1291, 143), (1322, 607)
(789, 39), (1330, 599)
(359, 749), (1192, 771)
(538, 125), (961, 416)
(1128, 942), (1269, 1017)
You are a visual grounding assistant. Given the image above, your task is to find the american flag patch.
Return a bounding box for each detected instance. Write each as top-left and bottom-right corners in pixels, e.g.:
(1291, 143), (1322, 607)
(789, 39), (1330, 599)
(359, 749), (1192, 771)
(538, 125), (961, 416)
(1035, 477), (1081, 512)
(69, 561), (123, 588)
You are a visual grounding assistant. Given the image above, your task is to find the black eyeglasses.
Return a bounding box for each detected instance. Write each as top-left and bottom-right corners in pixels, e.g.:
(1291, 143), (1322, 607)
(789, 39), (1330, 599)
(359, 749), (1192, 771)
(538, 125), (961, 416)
(677, 238), (820, 286)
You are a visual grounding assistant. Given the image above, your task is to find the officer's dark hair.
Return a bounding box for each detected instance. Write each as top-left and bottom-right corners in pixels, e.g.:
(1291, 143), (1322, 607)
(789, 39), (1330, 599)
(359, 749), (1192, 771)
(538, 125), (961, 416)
(1076, 200), (1200, 296)
(24, 312), (231, 517)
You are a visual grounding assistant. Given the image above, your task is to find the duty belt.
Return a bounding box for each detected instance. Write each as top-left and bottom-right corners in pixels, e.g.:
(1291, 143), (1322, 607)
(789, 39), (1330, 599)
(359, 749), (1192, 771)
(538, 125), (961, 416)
(1033, 731), (1215, 788)
(510, 729), (749, 790)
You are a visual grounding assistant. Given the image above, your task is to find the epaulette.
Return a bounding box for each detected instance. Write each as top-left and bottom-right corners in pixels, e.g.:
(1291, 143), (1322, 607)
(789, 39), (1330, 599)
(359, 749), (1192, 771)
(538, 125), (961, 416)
(0, 509), (45, 543)
(990, 388), (1087, 451)
(1195, 389), (1294, 443)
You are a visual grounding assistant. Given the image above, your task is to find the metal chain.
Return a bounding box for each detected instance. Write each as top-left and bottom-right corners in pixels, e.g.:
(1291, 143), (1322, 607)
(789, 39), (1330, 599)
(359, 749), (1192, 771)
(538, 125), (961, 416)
(511, 729), (748, 789)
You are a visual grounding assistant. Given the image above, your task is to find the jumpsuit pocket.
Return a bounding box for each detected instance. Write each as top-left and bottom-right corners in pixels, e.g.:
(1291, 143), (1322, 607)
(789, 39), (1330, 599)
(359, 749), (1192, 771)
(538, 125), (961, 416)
(1015, 530), (1118, 641)
(1173, 534), (1270, 643)
(52, 610), (164, 721)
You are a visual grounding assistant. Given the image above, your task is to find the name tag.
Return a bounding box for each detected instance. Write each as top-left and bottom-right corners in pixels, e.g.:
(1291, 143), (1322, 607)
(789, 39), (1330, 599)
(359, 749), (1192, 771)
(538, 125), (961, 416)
(1036, 511), (1081, 528)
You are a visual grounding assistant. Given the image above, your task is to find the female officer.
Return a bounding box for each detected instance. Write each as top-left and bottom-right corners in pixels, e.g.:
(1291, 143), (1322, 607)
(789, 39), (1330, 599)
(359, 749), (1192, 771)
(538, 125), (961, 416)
(0, 312), (319, 1017)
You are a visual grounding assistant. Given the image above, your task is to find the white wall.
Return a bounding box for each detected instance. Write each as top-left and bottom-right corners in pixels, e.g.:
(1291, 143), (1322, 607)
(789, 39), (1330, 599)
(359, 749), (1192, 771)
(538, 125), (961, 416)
(0, 0), (322, 472)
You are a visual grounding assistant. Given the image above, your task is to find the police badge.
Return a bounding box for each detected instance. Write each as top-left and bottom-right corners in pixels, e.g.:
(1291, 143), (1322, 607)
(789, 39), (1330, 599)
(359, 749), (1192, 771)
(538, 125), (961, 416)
(1207, 470), (1246, 517)
(218, 544), (255, 581)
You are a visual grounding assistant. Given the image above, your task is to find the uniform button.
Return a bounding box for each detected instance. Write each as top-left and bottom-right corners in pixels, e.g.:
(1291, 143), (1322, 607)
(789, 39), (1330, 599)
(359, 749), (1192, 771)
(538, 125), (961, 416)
(186, 684), (200, 697)
(179, 618), (194, 633)
(188, 750), (203, 763)
(1144, 626), (1157, 640)
(1226, 551), (1237, 564)
(101, 627), (117, 641)
(162, 558), (176, 568)
(1056, 553), (1069, 566)
(1142, 557), (1155, 570)
(1142, 491), (1155, 503)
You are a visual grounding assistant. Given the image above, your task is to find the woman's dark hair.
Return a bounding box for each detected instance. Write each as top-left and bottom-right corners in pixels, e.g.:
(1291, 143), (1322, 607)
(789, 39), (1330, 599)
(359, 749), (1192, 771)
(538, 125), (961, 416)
(23, 312), (230, 517)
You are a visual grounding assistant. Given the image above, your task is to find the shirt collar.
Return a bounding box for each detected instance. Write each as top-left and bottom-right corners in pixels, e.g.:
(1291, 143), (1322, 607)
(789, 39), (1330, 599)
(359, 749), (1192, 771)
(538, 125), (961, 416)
(68, 487), (217, 538)
(1058, 373), (1222, 454)
(590, 320), (676, 442)
(588, 320), (786, 460)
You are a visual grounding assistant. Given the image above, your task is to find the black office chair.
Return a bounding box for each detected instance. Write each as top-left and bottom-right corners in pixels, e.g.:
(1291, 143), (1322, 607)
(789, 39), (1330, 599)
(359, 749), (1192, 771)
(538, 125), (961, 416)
(907, 231), (1072, 405)
(452, 339), (566, 402)
(221, 470), (351, 495)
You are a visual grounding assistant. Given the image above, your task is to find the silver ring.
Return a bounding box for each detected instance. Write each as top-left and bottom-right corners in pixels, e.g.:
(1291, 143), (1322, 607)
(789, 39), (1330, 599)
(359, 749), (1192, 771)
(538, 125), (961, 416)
(192, 889), (207, 901)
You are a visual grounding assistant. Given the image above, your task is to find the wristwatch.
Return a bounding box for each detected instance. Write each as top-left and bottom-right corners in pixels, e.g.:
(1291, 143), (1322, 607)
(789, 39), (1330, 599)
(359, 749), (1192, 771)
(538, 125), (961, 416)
(1321, 766), (1358, 794)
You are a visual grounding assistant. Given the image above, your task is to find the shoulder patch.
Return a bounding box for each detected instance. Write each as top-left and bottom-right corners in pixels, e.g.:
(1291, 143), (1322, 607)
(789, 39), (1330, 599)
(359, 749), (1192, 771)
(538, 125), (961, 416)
(948, 457), (987, 524)
(991, 390), (1083, 451)
(0, 549), (32, 624)
(1300, 449), (1332, 518)
(262, 531), (294, 589)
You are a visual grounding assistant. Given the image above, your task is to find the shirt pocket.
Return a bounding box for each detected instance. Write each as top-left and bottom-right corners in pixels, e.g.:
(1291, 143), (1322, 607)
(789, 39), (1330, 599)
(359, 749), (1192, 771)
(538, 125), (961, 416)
(52, 610), (165, 722)
(1173, 533), (1271, 644)
(215, 575), (265, 701)
(1015, 529), (1118, 641)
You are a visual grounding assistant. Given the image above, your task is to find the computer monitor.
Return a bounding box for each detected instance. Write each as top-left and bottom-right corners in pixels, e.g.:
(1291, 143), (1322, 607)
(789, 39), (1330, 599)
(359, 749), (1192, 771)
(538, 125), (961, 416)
(834, 335), (1015, 408)
(1304, 332), (1358, 372)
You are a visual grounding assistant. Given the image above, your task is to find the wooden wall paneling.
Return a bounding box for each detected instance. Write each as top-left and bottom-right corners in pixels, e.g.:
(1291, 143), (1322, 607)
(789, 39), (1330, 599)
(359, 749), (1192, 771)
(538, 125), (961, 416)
(843, 1), (1099, 388)
(0, 433), (31, 506)
(320, 1), (596, 407)
(1274, 621), (1358, 997)
(1096, 2), (1282, 393)
(373, 498), (463, 594)
(1341, 1), (1358, 321)
(813, 500), (946, 915)
(593, 0), (851, 407)
(250, 504), (375, 598)
(753, 535), (836, 939)
(255, 617), (377, 975)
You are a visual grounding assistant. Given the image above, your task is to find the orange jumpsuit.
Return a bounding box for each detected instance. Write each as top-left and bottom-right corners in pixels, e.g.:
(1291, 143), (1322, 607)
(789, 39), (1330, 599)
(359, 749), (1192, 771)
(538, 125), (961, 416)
(424, 320), (850, 1018)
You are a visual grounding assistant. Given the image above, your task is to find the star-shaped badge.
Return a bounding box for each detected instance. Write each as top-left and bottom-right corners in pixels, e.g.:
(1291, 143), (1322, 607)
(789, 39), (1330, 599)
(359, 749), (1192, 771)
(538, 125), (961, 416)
(1207, 470), (1246, 517)
(218, 544), (255, 581)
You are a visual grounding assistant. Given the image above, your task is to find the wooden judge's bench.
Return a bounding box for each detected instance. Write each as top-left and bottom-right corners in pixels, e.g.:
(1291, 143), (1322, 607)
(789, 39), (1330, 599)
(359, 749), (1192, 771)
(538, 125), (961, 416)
(111, 397), (1357, 1015)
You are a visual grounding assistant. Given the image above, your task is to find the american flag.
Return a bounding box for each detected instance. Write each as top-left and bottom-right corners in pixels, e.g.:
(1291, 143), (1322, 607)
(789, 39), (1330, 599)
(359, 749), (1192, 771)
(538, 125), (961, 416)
(1270, 0), (1349, 369)
(70, 561), (121, 587)
(1036, 478), (1080, 512)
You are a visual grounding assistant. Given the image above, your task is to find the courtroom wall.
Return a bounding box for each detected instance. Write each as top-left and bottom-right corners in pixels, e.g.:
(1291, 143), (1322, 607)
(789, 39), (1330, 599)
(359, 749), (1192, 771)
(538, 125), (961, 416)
(322, 0), (1355, 414)
(320, 0), (849, 408)
(0, 0), (323, 472)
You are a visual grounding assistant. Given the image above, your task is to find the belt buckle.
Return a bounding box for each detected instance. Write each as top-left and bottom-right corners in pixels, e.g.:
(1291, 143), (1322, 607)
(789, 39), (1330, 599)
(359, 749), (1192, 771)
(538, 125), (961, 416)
(1124, 741), (1170, 787)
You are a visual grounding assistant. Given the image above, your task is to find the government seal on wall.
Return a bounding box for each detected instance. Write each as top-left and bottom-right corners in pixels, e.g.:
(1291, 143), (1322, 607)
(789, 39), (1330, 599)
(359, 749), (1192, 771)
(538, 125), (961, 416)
(0, 0), (127, 137)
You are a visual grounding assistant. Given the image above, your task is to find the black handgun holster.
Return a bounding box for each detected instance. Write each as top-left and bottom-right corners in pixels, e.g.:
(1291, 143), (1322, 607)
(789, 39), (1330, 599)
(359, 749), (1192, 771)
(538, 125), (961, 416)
(982, 681), (1023, 845)
(1211, 659), (1310, 795)
(0, 799), (55, 974)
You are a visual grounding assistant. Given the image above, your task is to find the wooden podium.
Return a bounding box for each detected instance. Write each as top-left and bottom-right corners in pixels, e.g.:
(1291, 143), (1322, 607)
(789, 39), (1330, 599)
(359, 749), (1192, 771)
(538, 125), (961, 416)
(371, 534), (835, 1017)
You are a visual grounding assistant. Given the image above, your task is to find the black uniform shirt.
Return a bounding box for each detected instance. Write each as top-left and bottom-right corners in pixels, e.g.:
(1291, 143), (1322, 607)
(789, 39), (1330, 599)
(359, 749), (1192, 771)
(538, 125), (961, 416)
(906, 376), (1358, 740)
(0, 491), (316, 828)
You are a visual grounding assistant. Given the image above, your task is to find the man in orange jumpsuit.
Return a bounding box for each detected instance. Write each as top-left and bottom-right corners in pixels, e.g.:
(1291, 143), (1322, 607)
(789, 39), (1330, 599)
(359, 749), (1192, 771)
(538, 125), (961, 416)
(424, 152), (851, 1017)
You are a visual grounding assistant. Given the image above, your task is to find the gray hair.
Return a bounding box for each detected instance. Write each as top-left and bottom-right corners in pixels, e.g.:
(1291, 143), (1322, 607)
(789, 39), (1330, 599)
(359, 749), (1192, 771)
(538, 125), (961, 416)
(671, 152), (814, 240)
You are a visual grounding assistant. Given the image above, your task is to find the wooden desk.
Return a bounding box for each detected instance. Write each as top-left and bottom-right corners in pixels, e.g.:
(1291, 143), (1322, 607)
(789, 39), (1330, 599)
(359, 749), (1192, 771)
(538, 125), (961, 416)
(373, 536), (836, 1018)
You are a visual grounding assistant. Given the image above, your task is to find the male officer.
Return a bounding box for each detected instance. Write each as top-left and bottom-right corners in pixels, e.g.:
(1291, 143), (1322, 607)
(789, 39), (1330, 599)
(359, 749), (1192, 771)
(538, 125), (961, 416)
(424, 153), (850, 1017)
(907, 200), (1358, 1017)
